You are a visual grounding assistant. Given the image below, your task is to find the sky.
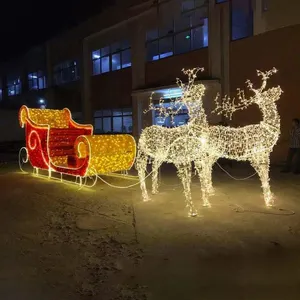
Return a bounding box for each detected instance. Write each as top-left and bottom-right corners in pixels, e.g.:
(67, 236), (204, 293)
(0, 0), (111, 62)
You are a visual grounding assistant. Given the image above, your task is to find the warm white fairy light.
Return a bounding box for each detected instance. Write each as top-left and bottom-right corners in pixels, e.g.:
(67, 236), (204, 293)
(136, 67), (282, 216)
(137, 68), (208, 217)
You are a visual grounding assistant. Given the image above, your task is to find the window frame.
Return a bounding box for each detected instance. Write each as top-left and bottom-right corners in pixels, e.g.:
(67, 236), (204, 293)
(230, 0), (254, 41)
(28, 71), (47, 90)
(53, 60), (79, 86)
(94, 108), (133, 134)
(146, 1), (208, 62)
(153, 100), (189, 127)
(7, 77), (22, 97)
(91, 41), (132, 76)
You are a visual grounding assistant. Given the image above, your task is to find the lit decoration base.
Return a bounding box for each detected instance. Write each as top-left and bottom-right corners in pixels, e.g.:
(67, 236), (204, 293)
(19, 105), (136, 187)
(136, 68), (282, 217)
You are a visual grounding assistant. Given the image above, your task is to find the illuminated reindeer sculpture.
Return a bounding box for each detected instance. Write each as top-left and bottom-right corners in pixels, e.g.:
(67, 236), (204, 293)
(137, 67), (282, 217)
(136, 68), (208, 217)
(203, 68), (283, 208)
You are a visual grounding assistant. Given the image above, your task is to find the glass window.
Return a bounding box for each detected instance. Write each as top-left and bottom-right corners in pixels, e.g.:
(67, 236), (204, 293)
(231, 0), (253, 40)
(121, 49), (131, 68)
(123, 108), (132, 115)
(101, 46), (110, 56)
(147, 40), (159, 61)
(154, 102), (188, 127)
(216, 0), (227, 3)
(53, 60), (79, 85)
(94, 108), (133, 134)
(0, 89), (2, 101)
(113, 109), (123, 116)
(174, 14), (191, 32)
(93, 60), (101, 75)
(123, 116), (133, 133)
(112, 53), (121, 71)
(159, 20), (174, 37)
(146, 0), (208, 62)
(113, 117), (123, 133)
(7, 77), (21, 96)
(92, 50), (100, 59)
(101, 56), (110, 73)
(28, 71), (46, 90)
(91, 40), (131, 75)
(175, 30), (191, 54)
(191, 8), (204, 26)
(159, 37), (173, 57)
(192, 19), (208, 49)
(95, 118), (103, 132)
(103, 118), (112, 133)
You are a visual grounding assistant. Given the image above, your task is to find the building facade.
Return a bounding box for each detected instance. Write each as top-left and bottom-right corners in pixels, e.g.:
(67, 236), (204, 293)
(0, 0), (299, 163)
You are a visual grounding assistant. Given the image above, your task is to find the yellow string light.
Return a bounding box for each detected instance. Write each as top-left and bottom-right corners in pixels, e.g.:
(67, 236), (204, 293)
(136, 67), (282, 217)
(19, 105), (136, 184)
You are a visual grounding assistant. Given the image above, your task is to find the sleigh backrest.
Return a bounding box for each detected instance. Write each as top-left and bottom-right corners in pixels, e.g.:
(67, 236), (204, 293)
(19, 105), (70, 128)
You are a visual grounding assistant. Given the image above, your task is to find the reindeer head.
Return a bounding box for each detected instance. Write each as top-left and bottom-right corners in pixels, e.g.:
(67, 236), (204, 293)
(176, 68), (206, 118)
(213, 68), (283, 120)
(144, 67), (207, 125)
(247, 68), (283, 107)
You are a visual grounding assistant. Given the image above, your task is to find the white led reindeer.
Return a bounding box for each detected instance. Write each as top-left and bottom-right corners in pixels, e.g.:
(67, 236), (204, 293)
(136, 67), (282, 217)
(136, 68), (208, 217)
(202, 68), (283, 208)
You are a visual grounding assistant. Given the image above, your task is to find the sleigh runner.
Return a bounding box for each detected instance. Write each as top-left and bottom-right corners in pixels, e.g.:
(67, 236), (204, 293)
(19, 105), (136, 185)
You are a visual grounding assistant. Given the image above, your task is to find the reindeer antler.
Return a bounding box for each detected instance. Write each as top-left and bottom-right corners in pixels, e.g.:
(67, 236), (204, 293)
(144, 67), (205, 125)
(213, 68), (278, 120)
(212, 88), (255, 120)
(177, 67), (204, 92)
(144, 93), (185, 125)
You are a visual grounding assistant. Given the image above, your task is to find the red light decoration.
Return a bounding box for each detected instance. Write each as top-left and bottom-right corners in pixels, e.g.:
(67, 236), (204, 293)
(19, 106), (136, 182)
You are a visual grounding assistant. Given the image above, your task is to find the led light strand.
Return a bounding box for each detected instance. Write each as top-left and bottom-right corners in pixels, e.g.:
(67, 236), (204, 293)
(136, 67), (282, 217)
(19, 105), (136, 187)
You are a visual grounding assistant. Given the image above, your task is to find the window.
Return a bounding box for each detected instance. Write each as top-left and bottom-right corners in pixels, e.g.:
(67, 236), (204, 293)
(0, 89), (2, 101)
(94, 108), (133, 134)
(53, 60), (79, 85)
(231, 0), (253, 40)
(91, 41), (131, 76)
(216, 0), (227, 3)
(7, 77), (21, 96)
(153, 102), (189, 127)
(146, 1), (208, 61)
(28, 71), (46, 90)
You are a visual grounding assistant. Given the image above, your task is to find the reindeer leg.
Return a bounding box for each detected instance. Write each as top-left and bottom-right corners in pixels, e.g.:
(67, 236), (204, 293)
(175, 163), (197, 217)
(250, 154), (274, 207)
(152, 159), (161, 194)
(136, 151), (150, 202)
(195, 157), (216, 207)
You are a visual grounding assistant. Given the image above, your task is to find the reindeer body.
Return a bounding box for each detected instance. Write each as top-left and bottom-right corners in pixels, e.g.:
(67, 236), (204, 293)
(137, 121), (207, 216)
(136, 68), (282, 216)
(200, 75), (282, 208)
(136, 68), (208, 216)
(208, 123), (279, 160)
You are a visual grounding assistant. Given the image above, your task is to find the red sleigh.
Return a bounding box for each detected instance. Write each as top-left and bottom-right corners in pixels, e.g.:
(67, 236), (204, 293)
(19, 105), (136, 185)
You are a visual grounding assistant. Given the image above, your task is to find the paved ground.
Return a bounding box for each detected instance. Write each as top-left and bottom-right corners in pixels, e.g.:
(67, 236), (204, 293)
(0, 161), (300, 300)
